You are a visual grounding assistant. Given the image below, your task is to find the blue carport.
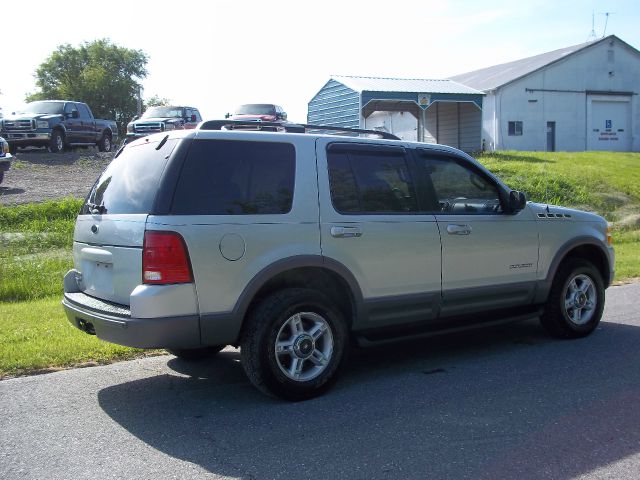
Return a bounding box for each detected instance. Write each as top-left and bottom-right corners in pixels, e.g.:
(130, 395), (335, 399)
(308, 76), (484, 152)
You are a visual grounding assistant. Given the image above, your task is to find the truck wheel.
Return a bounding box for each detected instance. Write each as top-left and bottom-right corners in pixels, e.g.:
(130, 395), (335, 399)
(167, 345), (225, 361)
(241, 288), (349, 401)
(0, 171), (4, 185)
(98, 133), (112, 152)
(540, 259), (605, 338)
(49, 131), (65, 153)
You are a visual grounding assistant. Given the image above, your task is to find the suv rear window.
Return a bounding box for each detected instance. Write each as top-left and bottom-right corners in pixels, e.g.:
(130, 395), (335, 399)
(82, 138), (176, 215)
(171, 139), (295, 215)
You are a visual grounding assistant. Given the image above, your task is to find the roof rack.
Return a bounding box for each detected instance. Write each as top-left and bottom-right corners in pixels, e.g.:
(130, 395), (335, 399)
(198, 119), (400, 140)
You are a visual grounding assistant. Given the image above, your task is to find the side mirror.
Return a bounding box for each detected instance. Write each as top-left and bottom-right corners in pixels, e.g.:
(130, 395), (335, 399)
(71, 110), (79, 119)
(224, 112), (231, 119)
(508, 190), (527, 213)
(280, 112), (288, 121)
(190, 114), (197, 122)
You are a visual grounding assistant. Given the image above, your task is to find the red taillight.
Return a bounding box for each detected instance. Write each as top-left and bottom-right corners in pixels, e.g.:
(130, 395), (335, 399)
(142, 231), (193, 284)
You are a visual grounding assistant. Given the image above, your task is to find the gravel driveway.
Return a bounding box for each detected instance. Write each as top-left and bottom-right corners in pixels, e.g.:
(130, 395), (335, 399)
(0, 148), (112, 205)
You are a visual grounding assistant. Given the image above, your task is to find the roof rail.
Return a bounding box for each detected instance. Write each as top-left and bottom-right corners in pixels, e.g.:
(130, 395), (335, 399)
(198, 119), (400, 140)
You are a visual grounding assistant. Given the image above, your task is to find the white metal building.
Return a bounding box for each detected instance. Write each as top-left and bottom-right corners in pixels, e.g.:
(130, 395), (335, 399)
(450, 35), (640, 152)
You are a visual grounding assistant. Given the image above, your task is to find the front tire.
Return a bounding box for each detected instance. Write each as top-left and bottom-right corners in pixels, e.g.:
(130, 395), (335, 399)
(49, 130), (65, 153)
(540, 259), (605, 338)
(241, 288), (349, 401)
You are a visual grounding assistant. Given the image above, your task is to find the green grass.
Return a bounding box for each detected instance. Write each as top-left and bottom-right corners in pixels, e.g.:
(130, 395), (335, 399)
(0, 198), (81, 302)
(0, 297), (150, 378)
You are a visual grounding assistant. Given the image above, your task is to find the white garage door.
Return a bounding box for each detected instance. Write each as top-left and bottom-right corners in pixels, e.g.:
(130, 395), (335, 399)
(588, 97), (632, 151)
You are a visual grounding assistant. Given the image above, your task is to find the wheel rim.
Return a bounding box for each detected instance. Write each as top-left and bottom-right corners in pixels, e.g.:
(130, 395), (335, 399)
(275, 311), (334, 382)
(104, 137), (111, 151)
(55, 135), (63, 151)
(563, 274), (597, 325)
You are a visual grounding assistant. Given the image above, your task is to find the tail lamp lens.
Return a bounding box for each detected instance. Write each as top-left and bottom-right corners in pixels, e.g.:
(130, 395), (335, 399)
(143, 231), (193, 284)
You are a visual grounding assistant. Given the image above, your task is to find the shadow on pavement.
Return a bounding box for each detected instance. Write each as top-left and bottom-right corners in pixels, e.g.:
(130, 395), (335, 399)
(98, 319), (640, 479)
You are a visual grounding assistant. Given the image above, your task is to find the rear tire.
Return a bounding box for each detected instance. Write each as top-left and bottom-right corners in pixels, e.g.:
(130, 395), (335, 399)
(49, 130), (65, 153)
(540, 259), (605, 338)
(241, 288), (349, 401)
(98, 133), (112, 152)
(167, 345), (224, 360)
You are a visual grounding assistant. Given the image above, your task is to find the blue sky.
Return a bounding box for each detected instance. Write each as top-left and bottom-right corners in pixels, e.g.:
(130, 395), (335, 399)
(2, 0), (639, 123)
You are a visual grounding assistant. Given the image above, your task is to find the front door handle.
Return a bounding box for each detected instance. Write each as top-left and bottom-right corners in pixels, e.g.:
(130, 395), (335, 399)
(330, 226), (362, 238)
(446, 224), (472, 235)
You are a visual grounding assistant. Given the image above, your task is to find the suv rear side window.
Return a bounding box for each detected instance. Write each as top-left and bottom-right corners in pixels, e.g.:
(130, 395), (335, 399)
(171, 139), (295, 215)
(328, 148), (417, 214)
(82, 138), (177, 215)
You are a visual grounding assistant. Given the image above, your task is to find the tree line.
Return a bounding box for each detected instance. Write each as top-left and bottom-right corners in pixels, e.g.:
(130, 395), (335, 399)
(26, 39), (169, 133)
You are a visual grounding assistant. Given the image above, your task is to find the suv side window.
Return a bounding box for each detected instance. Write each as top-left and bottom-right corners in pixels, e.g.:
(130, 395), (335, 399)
(420, 156), (503, 214)
(171, 139), (295, 215)
(328, 146), (418, 214)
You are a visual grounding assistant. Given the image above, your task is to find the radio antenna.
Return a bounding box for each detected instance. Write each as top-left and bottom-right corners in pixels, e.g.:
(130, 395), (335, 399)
(586, 11), (597, 41)
(601, 12), (615, 37)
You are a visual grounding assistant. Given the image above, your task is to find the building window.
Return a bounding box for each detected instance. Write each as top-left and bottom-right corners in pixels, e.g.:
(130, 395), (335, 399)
(508, 121), (523, 136)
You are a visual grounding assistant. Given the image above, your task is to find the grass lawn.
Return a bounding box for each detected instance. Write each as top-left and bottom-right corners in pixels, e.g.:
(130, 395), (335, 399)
(0, 297), (153, 378)
(0, 152), (639, 377)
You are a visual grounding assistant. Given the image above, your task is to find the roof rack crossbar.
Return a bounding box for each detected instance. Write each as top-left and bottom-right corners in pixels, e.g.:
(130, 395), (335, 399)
(198, 120), (400, 140)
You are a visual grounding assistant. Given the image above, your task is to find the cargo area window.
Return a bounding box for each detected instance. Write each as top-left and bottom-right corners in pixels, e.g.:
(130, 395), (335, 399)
(171, 140), (295, 215)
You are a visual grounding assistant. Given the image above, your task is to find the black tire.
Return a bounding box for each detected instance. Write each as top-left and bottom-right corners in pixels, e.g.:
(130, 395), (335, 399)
(9, 144), (17, 155)
(167, 345), (225, 360)
(241, 288), (349, 401)
(97, 132), (112, 152)
(0, 171), (4, 185)
(540, 258), (605, 338)
(49, 130), (65, 153)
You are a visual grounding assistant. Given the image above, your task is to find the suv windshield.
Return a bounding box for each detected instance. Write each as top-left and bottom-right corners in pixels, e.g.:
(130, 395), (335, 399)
(22, 101), (64, 115)
(142, 107), (184, 119)
(235, 104), (276, 115)
(82, 137), (177, 215)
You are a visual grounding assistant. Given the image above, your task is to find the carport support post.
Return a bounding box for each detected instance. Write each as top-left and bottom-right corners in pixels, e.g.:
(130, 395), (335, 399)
(419, 108), (425, 142)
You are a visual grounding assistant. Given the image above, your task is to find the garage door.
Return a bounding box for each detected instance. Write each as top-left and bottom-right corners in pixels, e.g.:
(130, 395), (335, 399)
(588, 96), (632, 151)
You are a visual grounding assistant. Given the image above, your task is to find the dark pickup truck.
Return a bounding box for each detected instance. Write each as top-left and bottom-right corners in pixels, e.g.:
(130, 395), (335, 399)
(1, 100), (118, 153)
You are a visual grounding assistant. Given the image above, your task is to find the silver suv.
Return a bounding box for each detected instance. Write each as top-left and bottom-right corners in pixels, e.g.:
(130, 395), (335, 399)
(62, 121), (615, 400)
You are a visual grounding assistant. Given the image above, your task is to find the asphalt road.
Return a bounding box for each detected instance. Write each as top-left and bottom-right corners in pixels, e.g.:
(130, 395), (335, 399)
(1, 283), (639, 480)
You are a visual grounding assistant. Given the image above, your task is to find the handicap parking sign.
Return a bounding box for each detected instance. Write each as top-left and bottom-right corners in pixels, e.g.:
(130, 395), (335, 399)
(605, 119), (612, 129)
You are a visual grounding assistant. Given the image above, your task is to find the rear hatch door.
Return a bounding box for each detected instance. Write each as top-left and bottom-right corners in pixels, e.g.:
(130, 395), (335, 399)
(73, 135), (181, 305)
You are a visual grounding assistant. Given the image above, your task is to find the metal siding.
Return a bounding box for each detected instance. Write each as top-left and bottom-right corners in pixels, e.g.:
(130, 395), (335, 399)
(436, 102), (459, 148)
(308, 79), (359, 128)
(459, 103), (482, 152)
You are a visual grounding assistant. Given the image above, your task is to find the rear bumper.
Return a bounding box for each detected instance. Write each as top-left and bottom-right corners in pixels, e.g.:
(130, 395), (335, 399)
(62, 291), (201, 349)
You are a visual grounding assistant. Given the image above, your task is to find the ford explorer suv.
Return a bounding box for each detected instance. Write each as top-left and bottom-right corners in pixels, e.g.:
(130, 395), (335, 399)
(126, 106), (202, 142)
(62, 121), (614, 400)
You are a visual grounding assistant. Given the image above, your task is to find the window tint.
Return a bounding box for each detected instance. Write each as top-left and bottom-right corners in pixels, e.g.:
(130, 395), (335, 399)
(328, 148), (417, 214)
(82, 138), (176, 214)
(171, 140), (295, 215)
(77, 103), (91, 118)
(421, 157), (502, 214)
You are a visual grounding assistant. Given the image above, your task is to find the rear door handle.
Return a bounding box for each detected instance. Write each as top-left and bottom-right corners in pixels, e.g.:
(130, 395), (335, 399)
(446, 224), (472, 235)
(330, 226), (362, 238)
